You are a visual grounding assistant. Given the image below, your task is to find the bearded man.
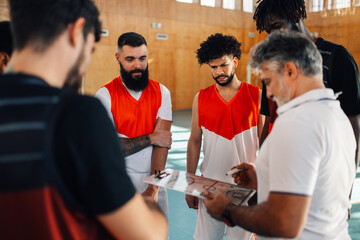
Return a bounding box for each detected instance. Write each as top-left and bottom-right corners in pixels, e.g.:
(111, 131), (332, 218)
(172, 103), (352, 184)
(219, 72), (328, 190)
(96, 32), (172, 218)
(185, 33), (263, 240)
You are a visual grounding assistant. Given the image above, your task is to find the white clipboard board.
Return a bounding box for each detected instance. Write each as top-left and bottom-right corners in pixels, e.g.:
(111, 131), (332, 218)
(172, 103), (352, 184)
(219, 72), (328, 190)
(143, 169), (256, 206)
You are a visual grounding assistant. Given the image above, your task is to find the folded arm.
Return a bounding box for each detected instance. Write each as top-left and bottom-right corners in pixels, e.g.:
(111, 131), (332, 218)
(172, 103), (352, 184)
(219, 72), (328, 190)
(119, 118), (172, 156)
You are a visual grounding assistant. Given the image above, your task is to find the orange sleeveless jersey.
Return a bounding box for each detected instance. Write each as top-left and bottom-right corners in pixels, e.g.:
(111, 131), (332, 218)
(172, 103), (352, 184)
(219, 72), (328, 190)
(103, 77), (162, 138)
(198, 83), (259, 140)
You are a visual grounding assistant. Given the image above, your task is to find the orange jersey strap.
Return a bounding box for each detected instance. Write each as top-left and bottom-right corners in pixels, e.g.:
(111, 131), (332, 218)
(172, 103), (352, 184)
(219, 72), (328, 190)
(198, 83), (259, 140)
(104, 77), (162, 138)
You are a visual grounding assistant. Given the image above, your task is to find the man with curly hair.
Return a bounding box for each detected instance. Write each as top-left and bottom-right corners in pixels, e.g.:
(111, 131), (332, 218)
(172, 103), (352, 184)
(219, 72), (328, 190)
(185, 33), (263, 240)
(253, 0), (360, 173)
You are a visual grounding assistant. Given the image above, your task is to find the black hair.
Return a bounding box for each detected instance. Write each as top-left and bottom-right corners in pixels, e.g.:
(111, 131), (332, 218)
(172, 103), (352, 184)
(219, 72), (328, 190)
(250, 30), (322, 78)
(9, 0), (102, 52)
(196, 33), (241, 65)
(117, 32), (147, 49)
(253, 0), (307, 33)
(0, 21), (13, 56)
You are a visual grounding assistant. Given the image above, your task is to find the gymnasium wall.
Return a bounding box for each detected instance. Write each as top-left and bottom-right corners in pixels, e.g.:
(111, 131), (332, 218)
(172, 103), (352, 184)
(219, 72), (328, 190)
(0, 0), (9, 21)
(307, 7), (360, 69)
(1, 0), (359, 110)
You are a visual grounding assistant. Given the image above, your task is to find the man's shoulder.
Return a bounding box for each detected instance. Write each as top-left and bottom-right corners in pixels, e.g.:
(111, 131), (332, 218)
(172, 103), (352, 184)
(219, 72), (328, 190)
(55, 94), (114, 141)
(148, 78), (162, 88)
(102, 76), (121, 89)
(67, 93), (100, 104)
(198, 84), (217, 98)
(147, 79), (170, 94)
(59, 93), (105, 118)
(0, 73), (55, 88)
(0, 74), (66, 101)
(316, 37), (338, 48)
(316, 37), (344, 54)
(95, 85), (110, 98)
(316, 38), (358, 70)
(239, 82), (260, 101)
(155, 81), (171, 96)
(241, 82), (259, 91)
(200, 84), (215, 93)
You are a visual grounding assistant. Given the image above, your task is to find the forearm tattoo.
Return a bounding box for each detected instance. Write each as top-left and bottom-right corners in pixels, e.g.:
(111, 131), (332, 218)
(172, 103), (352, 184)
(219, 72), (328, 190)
(120, 135), (151, 156)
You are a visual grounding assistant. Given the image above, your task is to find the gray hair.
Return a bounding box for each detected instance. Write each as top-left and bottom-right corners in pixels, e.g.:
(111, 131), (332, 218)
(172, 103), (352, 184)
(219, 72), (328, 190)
(250, 30), (322, 78)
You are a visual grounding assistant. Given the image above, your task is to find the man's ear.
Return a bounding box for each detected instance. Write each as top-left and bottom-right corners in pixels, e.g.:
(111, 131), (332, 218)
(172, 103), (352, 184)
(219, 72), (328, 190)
(233, 56), (238, 69)
(115, 52), (120, 64)
(69, 17), (86, 47)
(283, 62), (299, 82)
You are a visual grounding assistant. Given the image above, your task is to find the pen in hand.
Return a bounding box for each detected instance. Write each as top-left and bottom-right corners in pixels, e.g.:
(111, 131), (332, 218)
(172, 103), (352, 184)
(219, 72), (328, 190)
(226, 168), (245, 176)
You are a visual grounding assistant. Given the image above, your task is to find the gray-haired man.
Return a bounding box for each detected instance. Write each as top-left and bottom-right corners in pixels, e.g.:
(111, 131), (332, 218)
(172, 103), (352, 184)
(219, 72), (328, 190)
(202, 30), (356, 240)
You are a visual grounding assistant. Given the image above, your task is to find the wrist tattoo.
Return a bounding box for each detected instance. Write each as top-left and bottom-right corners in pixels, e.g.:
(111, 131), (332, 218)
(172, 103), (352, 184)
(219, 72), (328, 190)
(145, 134), (151, 144)
(120, 135), (151, 156)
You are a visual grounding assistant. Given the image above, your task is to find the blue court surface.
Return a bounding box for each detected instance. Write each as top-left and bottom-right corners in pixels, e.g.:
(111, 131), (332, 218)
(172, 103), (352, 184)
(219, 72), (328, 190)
(166, 110), (360, 240)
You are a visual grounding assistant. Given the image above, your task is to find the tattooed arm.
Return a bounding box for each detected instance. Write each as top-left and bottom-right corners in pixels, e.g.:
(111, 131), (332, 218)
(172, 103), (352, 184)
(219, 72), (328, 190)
(119, 135), (151, 156)
(119, 117), (172, 157)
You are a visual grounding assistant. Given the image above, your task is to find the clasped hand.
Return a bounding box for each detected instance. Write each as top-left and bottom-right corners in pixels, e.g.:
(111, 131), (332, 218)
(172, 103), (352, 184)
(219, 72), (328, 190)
(150, 118), (172, 148)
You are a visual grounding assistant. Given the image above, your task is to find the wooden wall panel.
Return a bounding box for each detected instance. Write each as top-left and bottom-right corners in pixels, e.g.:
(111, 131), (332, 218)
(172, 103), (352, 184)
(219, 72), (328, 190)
(0, 1), (359, 110)
(148, 46), (176, 102)
(0, 0), (9, 21)
(83, 44), (119, 95)
(174, 48), (201, 110)
(307, 8), (360, 68)
(7, 1), (360, 110)
(86, 0), (268, 110)
(147, 0), (177, 20)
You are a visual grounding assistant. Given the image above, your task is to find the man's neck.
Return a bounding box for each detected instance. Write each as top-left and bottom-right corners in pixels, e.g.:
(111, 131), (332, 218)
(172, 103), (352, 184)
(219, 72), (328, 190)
(215, 75), (242, 102)
(293, 75), (325, 99)
(6, 31), (77, 89)
(298, 20), (316, 43)
(7, 48), (67, 88)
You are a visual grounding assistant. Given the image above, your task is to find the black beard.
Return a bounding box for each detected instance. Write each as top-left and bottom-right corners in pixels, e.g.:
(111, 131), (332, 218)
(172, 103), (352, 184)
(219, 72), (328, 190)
(213, 71), (235, 86)
(120, 63), (149, 91)
(63, 48), (84, 91)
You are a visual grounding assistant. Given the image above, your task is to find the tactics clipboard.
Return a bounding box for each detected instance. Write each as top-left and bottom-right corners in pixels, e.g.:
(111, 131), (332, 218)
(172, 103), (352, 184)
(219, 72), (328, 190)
(143, 168), (255, 206)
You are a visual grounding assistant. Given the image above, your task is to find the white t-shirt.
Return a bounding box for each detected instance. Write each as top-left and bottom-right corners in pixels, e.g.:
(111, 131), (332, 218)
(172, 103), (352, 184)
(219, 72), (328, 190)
(256, 89), (355, 240)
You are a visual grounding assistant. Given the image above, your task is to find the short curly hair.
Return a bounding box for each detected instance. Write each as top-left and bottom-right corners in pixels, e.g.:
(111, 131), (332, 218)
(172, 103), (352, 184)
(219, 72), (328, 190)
(253, 0), (307, 33)
(196, 33), (241, 65)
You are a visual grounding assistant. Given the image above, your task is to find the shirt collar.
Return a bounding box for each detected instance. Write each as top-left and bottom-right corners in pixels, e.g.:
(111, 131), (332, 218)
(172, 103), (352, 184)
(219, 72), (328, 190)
(277, 88), (337, 115)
